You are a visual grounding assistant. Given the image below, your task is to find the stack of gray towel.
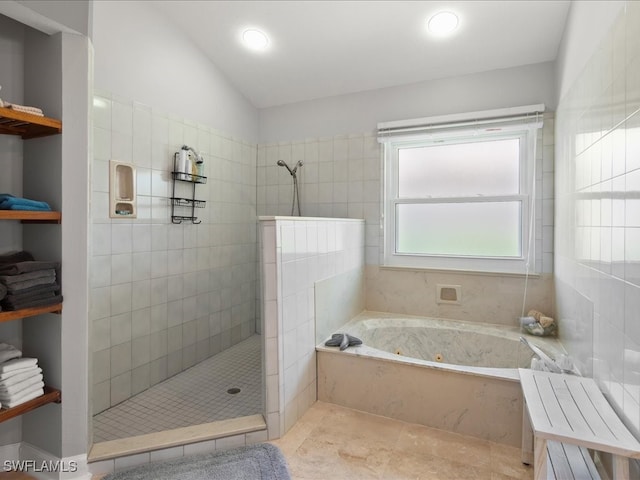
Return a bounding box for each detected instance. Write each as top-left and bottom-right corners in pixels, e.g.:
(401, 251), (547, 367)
(0, 251), (61, 312)
(0, 343), (43, 409)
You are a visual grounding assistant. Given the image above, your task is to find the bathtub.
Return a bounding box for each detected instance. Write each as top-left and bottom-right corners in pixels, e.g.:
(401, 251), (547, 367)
(316, 311), (566, 446)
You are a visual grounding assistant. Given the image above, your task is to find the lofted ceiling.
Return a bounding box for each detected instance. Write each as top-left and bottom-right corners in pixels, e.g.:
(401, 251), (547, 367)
(151, 1), (571, 109)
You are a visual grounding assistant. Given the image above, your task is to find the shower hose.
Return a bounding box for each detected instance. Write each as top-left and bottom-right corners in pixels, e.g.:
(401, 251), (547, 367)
(291, 174), (302, 216)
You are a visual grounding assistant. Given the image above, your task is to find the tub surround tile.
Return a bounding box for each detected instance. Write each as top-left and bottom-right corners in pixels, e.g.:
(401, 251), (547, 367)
(365, 265), (553, 327)
(317, 349), (524, 447)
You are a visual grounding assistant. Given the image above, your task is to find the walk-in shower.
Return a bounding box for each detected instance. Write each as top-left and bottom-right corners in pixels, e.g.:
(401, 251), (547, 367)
(277, 160), (303, 216)
(89, 93), (262, 447)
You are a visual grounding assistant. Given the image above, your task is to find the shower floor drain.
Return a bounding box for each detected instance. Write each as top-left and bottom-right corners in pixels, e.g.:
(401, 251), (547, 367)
(227, 388), (241, 395)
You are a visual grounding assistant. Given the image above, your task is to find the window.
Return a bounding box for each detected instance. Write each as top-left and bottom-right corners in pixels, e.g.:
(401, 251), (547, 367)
(380, 106), (543, 274)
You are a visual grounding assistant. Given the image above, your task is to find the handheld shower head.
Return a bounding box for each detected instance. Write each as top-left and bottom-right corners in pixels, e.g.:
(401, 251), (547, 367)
(291, 160), (303, 174)
(277, 160), (304, 216)
(277, 160), (294, 175)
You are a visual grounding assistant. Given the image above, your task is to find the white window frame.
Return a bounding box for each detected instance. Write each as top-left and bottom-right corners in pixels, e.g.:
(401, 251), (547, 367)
(380, 106), (543, 275)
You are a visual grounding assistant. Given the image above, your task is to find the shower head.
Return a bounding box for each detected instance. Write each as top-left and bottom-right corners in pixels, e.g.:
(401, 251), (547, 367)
(277, 160), (293, 175)
(276, 160), (303, 176)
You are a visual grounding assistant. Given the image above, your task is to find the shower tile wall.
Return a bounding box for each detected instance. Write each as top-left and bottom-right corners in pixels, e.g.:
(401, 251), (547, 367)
(555, 3), (640, 436)
(257, 122), (555, 325)
(90, 92), (257, 415)
(260, 217), (365, 438)
(257, 135), (380, 265)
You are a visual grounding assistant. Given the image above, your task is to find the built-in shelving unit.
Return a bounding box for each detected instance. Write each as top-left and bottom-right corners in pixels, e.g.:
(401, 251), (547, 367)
(0, 386), (61, 423)
(0, 106), (62, 139)
(170, 171), (207, 224)
(0, 107), (62, 420)
(0, 211), (61, 223)
(0, 303), (63, 324)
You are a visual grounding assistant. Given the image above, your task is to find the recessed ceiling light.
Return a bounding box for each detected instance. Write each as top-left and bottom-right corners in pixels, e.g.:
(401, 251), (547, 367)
(427, 11), (459, 36)
(242, 29), (269, 51)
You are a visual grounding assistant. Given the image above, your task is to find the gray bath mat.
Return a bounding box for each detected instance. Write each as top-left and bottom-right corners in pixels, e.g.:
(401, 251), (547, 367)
(103, 443), (291, 480)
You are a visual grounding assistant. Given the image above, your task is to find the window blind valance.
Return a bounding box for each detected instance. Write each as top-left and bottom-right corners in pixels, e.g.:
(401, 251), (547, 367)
(377, 104), (545, 142)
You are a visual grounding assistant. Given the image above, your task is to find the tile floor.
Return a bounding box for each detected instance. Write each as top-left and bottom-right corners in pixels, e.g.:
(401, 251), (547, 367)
(93, 335), (262, 442)
(271, 401), (533, 479)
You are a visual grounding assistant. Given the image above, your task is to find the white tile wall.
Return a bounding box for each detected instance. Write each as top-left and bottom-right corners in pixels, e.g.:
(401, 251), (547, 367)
(258, 129), (554, 272)
(257, 135), (382, 266)
(257, 121), (554, 327)
(260, 217), (365, 438)
(555, 2), (640, 437)
(90, 92), (258, 415)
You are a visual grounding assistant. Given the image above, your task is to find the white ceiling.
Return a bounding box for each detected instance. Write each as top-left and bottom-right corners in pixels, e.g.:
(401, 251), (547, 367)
(151, 1), (571, 109)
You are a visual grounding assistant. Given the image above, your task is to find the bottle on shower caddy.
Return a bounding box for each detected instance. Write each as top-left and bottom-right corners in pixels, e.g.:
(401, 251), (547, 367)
(195, 157), (204, 178)
(175, 146), (192, 181)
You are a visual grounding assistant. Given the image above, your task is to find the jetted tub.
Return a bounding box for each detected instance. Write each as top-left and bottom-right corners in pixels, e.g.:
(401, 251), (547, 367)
(316, 311), (566, 446)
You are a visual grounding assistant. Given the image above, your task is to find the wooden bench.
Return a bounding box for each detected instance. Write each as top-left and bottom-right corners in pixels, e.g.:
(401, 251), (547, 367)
(519, 369), (640, 480)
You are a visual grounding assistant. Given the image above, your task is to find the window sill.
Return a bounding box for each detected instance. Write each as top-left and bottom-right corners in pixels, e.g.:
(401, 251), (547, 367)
(378, 264), (544, 279)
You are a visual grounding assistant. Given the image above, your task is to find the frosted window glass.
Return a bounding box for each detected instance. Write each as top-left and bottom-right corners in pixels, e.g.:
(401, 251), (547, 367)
(398, 138), (520, 198)
(396, 202), (521, 257)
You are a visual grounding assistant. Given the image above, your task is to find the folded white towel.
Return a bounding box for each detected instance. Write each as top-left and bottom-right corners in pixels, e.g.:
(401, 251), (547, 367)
(0, 380), (44, 402)
(0, 380), (44, 400)
(0, 343), (21, 364)
(0, 375), (43, 396)
(2, 102), (44, 116)
(0, 358), (38, 374)
(0, 366), (41, 381)
(1, 387), (44, 408)
(0, 379), (43, 398)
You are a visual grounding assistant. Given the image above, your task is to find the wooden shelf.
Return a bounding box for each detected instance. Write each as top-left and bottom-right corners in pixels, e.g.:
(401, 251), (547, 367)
(0, 303), (62, 323)
(0, 386), (61, 423)
(0, 211), (61, 224)
(0, 107), (62, 139)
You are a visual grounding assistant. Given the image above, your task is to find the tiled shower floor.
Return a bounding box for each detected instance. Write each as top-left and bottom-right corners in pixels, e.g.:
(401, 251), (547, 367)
(93, 335), (262, 443)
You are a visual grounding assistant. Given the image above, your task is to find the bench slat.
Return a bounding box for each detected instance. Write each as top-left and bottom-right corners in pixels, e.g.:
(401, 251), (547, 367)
(563, 442), (599, 479)
(581, 380), (640, 448)
(547, 440), (575, 479)
(547, 441), (600, 479)
(521, 371), (553, 428)
(535, 375), (570, 429)
(548, 375), (595, 438)
(563, 376), (616, 440)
